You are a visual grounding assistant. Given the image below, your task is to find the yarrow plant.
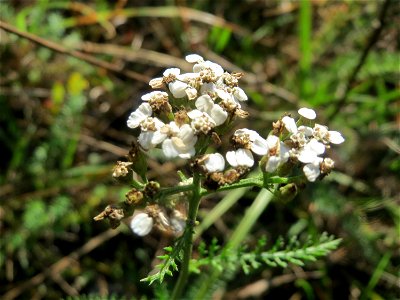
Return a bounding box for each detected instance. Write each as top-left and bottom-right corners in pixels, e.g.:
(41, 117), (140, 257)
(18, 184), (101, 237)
(94, 54), (345, 299)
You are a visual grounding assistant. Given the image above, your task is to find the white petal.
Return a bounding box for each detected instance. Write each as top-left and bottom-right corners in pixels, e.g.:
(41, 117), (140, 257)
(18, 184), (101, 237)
(141, 91), (154, 101)
(235, 148), (254, 167)
(282, 116), (298, 134)
(196, 95), (214, 112)
(169, 81), (188, 98)
(130, 213), (153, 236)
(328, 131), (345, 144)
(265, 156), (281, 173)
(141, 91), (168, 101)
(138, 132), (155, 150)
(303, 162), (321, 182)
(151, 131), (168, 145)
(251, 136), (269, 156)
(210, 105), (228, 126)
(308, 139), (326, 155)
(216, 89), (232, 101)
(266, 135), (280, 150)
(127, 103), (152, 128)
(178, 149), (195, 159)
(177, 72), (199, 82)
(234, 128), (250, 136)
(185, 87), (198, 100)
(185, 54), (203, 63)
(178, 124), (197, 146)
(162, 139), (180, 158)
(187, 109), (203, 119)
(163, 68), (180, 77)
(204, 61), (224, 77)
(226, 150), (239, 167)
(298, 148), (319, 164)
(204, 153), (225, 173)
(280, 142), (290, 162)
(298, 125), (314, 137)
(149, 77), (163, 88)
(298, 107), (316, 120)
(200, 82), (217, 95)
(233, 87), (248, 101)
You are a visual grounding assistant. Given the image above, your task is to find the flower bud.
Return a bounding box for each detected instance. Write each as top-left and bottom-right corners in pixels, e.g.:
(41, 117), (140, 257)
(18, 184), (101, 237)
(144, 181), (160, 198)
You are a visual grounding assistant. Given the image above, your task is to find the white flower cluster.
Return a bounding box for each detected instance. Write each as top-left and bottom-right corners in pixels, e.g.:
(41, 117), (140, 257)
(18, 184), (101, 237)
(127, 54), (248, 160)
(198, 108), (344, 183)
(278, 108), (345, 181)
(127, 54), (344, 183)
(123, 56), (345, 237)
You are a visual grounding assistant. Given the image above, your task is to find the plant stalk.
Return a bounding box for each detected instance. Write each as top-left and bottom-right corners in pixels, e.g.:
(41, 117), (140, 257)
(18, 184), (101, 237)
(171, 173), (202, 300)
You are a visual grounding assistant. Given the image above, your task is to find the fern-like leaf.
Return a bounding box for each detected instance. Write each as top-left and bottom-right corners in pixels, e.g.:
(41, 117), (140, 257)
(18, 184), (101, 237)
(140, 237), (185, 284)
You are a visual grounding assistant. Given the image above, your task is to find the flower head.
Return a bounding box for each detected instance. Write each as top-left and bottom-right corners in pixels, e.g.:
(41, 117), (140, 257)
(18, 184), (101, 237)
(232, 128), (268, 155)
(263, 135), (290, 173)
(202, 153), (225, 173)
(161, 122), (197, 159)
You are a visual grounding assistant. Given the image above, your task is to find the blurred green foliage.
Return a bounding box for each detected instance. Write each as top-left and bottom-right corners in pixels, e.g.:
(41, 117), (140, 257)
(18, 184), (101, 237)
(0, 0), (399, 299)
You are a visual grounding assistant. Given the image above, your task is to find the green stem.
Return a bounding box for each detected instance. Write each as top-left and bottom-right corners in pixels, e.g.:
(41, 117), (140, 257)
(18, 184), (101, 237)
(227, 188), (274, 249)
(159, 184), (194, 197)
(201, 174), (301, 196)
(171, 173), (202, 300)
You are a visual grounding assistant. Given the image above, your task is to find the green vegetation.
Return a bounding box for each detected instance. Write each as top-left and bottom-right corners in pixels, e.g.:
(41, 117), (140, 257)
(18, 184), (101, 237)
(0, 0), (398, 299)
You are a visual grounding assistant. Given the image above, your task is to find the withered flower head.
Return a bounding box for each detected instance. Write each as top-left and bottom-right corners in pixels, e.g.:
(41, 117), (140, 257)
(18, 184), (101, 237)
(112, 161), (133, 178)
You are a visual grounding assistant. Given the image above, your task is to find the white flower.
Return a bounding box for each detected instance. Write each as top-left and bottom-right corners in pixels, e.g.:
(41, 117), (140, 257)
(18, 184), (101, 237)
(187, 109), (216, 134)
(164, 67), (181, 77)
(130, 213), (153, 236)
(203, 153), (225, 173)
(298, 107), (316, 120)
(303, 157), (323, 182)
(232, 87), (248, 102)
(226, 148), (254, 168)
(137, 118), (166, 150)
(156, 68), (197, 99)
(127, 103), (152, 129)
(264, 135), (290, 172)
(141, 91), (168, 101)
(186, 54), (224, 78)
(233, 128), (269, 155)
(195, 95), (228, 126)
(161, 123), (197, 159)
(148, 68), (180, 89)
(200, 82), (218, 97)
(298, 125), (314, 137)
(169, 80), (190, 98)
(282, 116), (298, 134)
(313, 124), (345, 145)
(298, 138), (326, 163)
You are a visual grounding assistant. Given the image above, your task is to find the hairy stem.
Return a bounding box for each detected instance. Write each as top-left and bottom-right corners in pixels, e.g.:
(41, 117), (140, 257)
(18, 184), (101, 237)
(171, 172), (202, 300)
